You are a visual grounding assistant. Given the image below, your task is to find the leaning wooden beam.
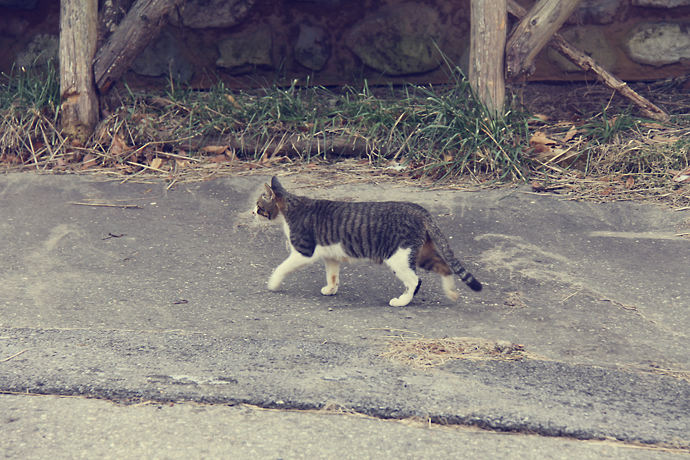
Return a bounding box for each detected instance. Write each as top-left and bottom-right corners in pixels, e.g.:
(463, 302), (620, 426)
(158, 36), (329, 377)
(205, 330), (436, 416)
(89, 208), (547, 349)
(506, 0), (583, 79)
(93, 0), (184, 93)
(506, 0), (670, 123)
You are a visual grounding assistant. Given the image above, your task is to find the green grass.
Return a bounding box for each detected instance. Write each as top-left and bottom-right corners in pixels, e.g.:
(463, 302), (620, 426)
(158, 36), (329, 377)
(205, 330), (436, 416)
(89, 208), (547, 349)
(0, 60), (60, 111)
(107, 77), (528, 180)
(0, 61), (62, 165)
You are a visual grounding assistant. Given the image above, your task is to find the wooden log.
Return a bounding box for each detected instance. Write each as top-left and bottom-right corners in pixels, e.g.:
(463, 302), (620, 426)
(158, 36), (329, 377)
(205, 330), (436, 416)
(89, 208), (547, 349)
(59, 0), (99, 142)
(469, 0), (507, 116)
(506, 0), (582, 79)
(506, 0), (670, 122)
(93, 0), (184, 93)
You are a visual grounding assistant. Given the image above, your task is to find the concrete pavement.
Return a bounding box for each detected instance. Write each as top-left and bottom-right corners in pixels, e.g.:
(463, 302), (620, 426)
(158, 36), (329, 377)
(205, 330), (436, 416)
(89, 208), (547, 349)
(1, 172), (689, 458)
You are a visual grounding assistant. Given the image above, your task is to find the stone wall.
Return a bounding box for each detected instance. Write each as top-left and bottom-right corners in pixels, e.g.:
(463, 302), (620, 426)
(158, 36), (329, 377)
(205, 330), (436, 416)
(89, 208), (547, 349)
(2, 0), (690, 89)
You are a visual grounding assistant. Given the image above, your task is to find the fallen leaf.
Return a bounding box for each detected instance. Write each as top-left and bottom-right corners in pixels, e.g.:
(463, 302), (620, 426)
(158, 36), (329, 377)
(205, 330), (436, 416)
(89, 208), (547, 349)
(81, 154), (97, 170)
(673, 166), (690, 183)
(209, 155), (230, 163)
(561, 125), (578, 143)
(600, 187), (614, 196)
(201, 145), (229, 155)
(150, 157), (163, 170)
(111, 133), (129, 157)
(538, 147), (577, 164)
(625, 176), (634, 188)
(529, 131), (558, 147)
(532, 114), (549, 122)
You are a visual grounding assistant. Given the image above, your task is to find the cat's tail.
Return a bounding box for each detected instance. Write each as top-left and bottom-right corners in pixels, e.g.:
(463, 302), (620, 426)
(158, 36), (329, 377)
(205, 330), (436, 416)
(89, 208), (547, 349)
(426, 220), (483, 292)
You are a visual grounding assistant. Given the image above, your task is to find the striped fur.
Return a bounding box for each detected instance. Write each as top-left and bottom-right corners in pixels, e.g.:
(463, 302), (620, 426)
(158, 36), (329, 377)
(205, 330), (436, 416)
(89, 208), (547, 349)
(255, 176), (482, 306)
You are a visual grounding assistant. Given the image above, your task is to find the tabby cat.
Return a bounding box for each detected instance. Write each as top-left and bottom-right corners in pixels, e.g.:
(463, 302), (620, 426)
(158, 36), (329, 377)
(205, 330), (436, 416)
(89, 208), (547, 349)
(255, 176), (482, 306)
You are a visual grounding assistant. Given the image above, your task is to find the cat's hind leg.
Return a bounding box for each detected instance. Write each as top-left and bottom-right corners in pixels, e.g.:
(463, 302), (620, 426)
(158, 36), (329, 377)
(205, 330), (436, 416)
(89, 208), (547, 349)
(384, 248), (419, 307)
(321, 259), (340, 295)
(268, 251), (316, 291)
(441, 275), (460, 301)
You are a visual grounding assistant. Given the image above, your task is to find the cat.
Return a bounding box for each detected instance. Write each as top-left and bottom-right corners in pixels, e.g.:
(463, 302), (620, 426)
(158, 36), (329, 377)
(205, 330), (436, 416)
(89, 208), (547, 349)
(255, 176), (482, 306)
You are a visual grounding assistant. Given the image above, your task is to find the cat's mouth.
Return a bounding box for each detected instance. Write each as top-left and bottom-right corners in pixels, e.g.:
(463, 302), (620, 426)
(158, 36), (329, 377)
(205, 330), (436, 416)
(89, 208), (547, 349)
(255, 205), (270, 218)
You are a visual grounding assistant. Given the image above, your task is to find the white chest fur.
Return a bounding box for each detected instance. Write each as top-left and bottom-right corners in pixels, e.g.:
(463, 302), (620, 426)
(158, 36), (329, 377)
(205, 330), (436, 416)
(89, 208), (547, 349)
(282, 220), (350, 262)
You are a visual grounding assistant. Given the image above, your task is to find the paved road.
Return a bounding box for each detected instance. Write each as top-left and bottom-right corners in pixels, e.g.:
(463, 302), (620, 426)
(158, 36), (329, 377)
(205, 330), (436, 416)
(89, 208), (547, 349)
(1, 172), (689, 458)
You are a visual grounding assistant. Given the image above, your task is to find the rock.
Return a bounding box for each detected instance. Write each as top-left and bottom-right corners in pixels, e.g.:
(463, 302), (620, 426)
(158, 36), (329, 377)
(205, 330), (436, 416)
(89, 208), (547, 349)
(547, 26), (617, 72)
(216, 25), (273, 74)
(625, 22), (690, 66)
(131, 29), (194, 83)
(0, 16), (29, 39)
(632, 0), (690, 7)
(346, 3), (445, 76)
(0, 0), (39, 9)
(571, 0), (621, 24)
(294, 24), (331, 71)
(175, 0), (255, 29)
(100, 0), (134, 34)
(15, 33), (58, 69)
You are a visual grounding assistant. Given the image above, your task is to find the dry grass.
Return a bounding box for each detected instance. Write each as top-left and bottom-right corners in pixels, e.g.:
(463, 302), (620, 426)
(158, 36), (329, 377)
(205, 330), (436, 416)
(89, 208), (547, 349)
(1, 63), (690, 208)
(378, 330), (542, 369)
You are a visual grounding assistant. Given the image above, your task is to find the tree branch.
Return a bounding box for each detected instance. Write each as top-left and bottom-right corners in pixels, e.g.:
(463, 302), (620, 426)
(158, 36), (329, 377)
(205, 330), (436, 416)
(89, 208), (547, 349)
(507, 0), (670, 122)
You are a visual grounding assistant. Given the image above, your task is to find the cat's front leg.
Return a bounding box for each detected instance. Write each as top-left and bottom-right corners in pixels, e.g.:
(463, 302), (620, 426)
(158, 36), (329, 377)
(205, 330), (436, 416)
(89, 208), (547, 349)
(268, 251), (313, 291)
(321, 259), (340, 295)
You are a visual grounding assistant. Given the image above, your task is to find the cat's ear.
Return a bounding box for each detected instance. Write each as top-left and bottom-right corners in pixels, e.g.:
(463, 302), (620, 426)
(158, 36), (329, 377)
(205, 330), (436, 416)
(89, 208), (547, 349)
(270, 176), (285, 192)
(263, 183), (275, 200)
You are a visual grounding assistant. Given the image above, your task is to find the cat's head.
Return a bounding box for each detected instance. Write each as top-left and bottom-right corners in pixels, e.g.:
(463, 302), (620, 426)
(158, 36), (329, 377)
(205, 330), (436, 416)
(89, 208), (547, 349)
(254, 176), (286, 220)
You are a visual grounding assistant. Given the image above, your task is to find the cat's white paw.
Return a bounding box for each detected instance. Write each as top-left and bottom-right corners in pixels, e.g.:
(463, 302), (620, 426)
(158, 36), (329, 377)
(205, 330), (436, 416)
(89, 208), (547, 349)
(389, 295), (412, 307)
(321, 284), (339, 295)
(442, 276), (459, 301)
(445, 289), (460, 301)
(267, 276), (282, 291)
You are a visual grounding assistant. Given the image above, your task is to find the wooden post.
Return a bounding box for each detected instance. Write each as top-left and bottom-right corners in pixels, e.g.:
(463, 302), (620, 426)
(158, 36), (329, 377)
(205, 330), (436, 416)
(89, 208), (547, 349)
(60, 0), (99, 142)
(469, 0), (507, 117)
(506, 0), (582, 80)
(93, 0), (184, 94)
